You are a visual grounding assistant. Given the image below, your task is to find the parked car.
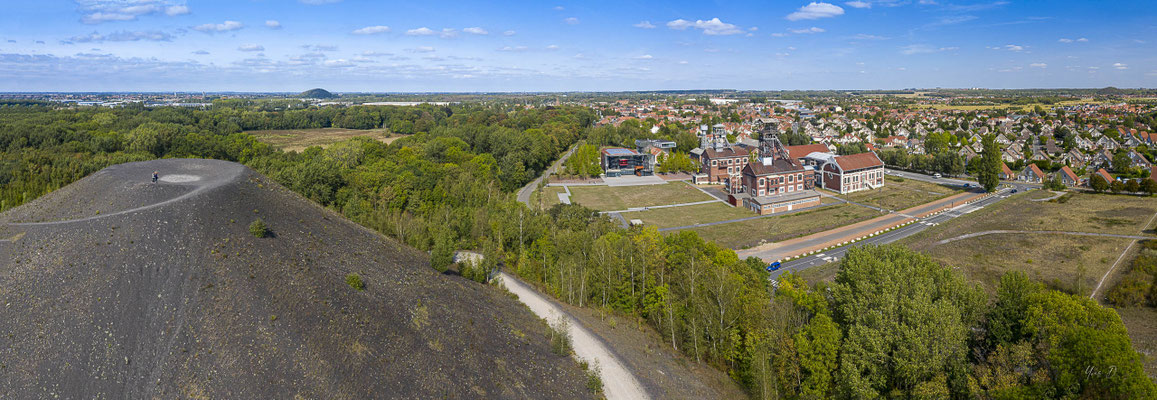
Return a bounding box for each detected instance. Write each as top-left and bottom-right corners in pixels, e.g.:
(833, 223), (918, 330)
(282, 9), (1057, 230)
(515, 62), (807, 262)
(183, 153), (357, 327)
(766, 261), (782, 272)
(933, 173), (942, 178)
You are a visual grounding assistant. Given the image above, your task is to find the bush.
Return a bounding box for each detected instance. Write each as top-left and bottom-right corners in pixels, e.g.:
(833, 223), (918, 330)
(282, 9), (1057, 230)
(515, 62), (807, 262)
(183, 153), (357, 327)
(346, 273), (366, 291)
(549, 317), (573, 356)
(249, 218), (269, 238)
(584, 362), (603, 394)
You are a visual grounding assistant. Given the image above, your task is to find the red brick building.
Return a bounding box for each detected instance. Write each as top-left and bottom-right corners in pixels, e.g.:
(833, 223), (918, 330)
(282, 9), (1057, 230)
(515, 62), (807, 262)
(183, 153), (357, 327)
(805, 152), (885, 194)
(734, 157), (821, 215)
(699, 146), (754, 185)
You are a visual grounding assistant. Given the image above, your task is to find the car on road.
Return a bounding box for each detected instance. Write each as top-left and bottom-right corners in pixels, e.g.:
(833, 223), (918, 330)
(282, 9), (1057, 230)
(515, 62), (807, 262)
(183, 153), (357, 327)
(1011, 189), (1018, 193)
(766, 261), (782, 272)
(933, 173), (942, 178)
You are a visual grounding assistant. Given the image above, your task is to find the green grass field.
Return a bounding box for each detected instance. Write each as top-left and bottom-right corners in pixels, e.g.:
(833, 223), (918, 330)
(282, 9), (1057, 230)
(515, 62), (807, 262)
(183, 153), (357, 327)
(833, 176), (961, 211)
(619, 202), (752, 229)
(247, 128), (401, 152)
(690, 201), (881, 249)
(566, 182), (714, 211)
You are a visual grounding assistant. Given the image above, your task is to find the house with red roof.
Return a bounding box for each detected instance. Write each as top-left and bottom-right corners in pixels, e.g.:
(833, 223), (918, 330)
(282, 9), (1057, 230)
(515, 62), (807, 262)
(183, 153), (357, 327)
(1018, 163), (1046, 183)
(802, 151), (886, 194)
(1056, 165), (1081, 187)
(1094, 168), (1114, 184)
(999, 162), (1014, 180)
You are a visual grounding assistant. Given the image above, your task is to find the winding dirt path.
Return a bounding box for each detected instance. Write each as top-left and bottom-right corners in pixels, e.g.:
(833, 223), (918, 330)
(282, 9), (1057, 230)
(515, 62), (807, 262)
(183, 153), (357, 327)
(495, 272), (650, 400)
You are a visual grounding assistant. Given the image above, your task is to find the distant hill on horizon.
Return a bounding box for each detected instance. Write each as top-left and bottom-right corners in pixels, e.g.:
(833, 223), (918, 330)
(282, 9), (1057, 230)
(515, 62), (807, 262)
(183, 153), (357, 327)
(299, 88), (335, 99)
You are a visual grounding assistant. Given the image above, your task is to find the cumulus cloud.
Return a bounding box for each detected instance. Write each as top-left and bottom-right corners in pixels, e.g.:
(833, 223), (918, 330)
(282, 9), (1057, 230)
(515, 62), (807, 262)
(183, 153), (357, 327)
(1113, 63), (1127, 70)
(266, 20), (282, 29)
(845, 1), (871, 8)
(1005, 44), (1024, 51)
(1078, 37), (1088, 42)
(564, 17), (579, 25)
(497, 46), (529, 52)
(852, 33), (888, 40)
(636, 54), (653, 59)
(238, 44), (264, 52)
(463, 27), (488, 35)
(406, 27), (436, 35)
(789, 27), (825, 34)
(634, 21), (656, 29)
(786, 2), (845, 21)
(193, 20), (243, 33)
(546, 44), (559, 50)
(353, 25), (390, 35)
(324, 59), (354, 67)
(1030, 63), (1047, 68)
(666, 18), (743, 35)
(70, 30), (174, 43)
(76, 0), (190, 24)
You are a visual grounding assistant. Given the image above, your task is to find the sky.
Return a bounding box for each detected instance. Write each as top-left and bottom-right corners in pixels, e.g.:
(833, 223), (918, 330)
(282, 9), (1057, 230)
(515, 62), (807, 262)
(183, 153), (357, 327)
(0, 0), (1154, 92)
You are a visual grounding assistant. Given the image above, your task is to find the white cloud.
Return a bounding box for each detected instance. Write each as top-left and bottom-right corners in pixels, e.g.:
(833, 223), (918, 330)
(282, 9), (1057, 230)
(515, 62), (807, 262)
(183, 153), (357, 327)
(324, 59), (354, 67)
(439, 28), (458, 38)
(353, 25), (390, 35)
(1005, 44), (1024, 51)
(1030, 63), (1047, 68)
(165, 5), (189, 16)
(497, 46), (529, 52)
(789, 27), (825, 34)
(786, 2), (845, 21)
(553, 5), (564, 10)
(1077, 37), (1088, 42)
(463, 27), (488, 35)
(636, 54), (653, 59)
(564, 17), (579, 25)
(852, 33), (888, 40)
(678, 60), (689, 64)
(666, 17), (743, 35)
(192, 50), (209, 55)
(546, 44), (559, 50)
(70, 30), (174, 43)
(503, 30), (516, 36)
(238, 44), (264, 52)
(1058, 38), (1073, 43)
(406, 27), (436, 36)
(845, 1), (871, 8)
(193, 20), (243, 33)
(266, 20), (282, 29)
(1113, 63), (1128, 70)
(634, 21), (656, 29)
(900, 44), (956, 55)
(76, 0), (190, 24)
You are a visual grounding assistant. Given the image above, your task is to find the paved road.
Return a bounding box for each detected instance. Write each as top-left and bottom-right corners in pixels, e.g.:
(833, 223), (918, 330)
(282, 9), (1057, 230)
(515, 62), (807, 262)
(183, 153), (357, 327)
(767, 187), (1012, 280)
(517, 144), (577, 206)
(495, 272), (651, 400)
(886, 168), (1039, 192)
(738, 189), (987, 262)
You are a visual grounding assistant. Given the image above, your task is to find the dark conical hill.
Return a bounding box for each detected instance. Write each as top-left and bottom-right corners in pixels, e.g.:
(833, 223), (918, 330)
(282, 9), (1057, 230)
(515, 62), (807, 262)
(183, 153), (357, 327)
(0, 158), (591, 399)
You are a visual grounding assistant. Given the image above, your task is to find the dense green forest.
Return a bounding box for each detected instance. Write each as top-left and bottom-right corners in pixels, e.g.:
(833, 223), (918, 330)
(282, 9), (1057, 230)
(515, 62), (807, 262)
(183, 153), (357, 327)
(1, 102), (1153, 398)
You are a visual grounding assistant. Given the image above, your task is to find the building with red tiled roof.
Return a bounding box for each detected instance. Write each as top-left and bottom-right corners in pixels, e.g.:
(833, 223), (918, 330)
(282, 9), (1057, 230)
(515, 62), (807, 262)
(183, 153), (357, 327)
(1094, 168), (1113, 184)
(802, 151), (885, 194)
(1018, 163), (1046, 183)
(698, 145), (753, 184)
(783, 144), (831, 160)
(1057, 165), (1080, 187)
(1000, 162), (1014, 180)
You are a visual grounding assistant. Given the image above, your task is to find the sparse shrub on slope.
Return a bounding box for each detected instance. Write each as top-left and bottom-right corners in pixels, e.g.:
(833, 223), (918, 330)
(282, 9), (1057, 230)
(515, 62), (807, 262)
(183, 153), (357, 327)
(346, 273), (366, 291)
(249, 218), (269, 238)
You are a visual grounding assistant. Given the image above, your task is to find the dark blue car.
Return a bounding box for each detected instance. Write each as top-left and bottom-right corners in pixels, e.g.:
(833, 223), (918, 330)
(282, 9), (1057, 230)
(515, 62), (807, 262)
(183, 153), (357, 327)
(766, 261), (782, 272)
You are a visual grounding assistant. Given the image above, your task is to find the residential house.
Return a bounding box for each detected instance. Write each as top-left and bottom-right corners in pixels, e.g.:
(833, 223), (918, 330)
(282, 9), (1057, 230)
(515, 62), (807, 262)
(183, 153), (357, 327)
(1094, 168), (1114, 184)
(1018, 164), (1046, 183)
(1000, 163), (1015, 180)
(1127, 149), (1153, 169)
(1057, 165), (1081, 187)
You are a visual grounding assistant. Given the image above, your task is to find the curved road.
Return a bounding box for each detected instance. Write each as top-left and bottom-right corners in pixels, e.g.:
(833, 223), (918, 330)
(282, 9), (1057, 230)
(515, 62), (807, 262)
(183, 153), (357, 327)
(517, 144), (578, 206)
(495, 272), (650, 400)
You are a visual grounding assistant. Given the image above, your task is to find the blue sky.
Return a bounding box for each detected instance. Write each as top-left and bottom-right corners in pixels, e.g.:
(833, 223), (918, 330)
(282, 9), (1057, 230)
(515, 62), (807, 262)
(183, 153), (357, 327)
(0, 0), (1154, 92)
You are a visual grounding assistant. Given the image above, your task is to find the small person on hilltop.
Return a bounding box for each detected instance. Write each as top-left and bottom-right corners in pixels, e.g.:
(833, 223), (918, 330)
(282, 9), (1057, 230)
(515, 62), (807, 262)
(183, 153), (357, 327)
(152, 171), (159, 183)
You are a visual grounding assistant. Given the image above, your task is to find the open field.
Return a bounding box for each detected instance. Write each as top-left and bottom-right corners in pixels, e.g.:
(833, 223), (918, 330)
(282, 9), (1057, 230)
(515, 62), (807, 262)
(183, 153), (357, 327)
(1118, 306), (1157, 379)
(247, 128), (402, 152)
(690, 202), (881, 249)
(620, 202), (755, 229)
(566, 182), (714, 211)
(902, 191), (1157, 293)
(530, 186), (569, 209)
(834, 176), (961, 211)
(913, 98), (1114, 112)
